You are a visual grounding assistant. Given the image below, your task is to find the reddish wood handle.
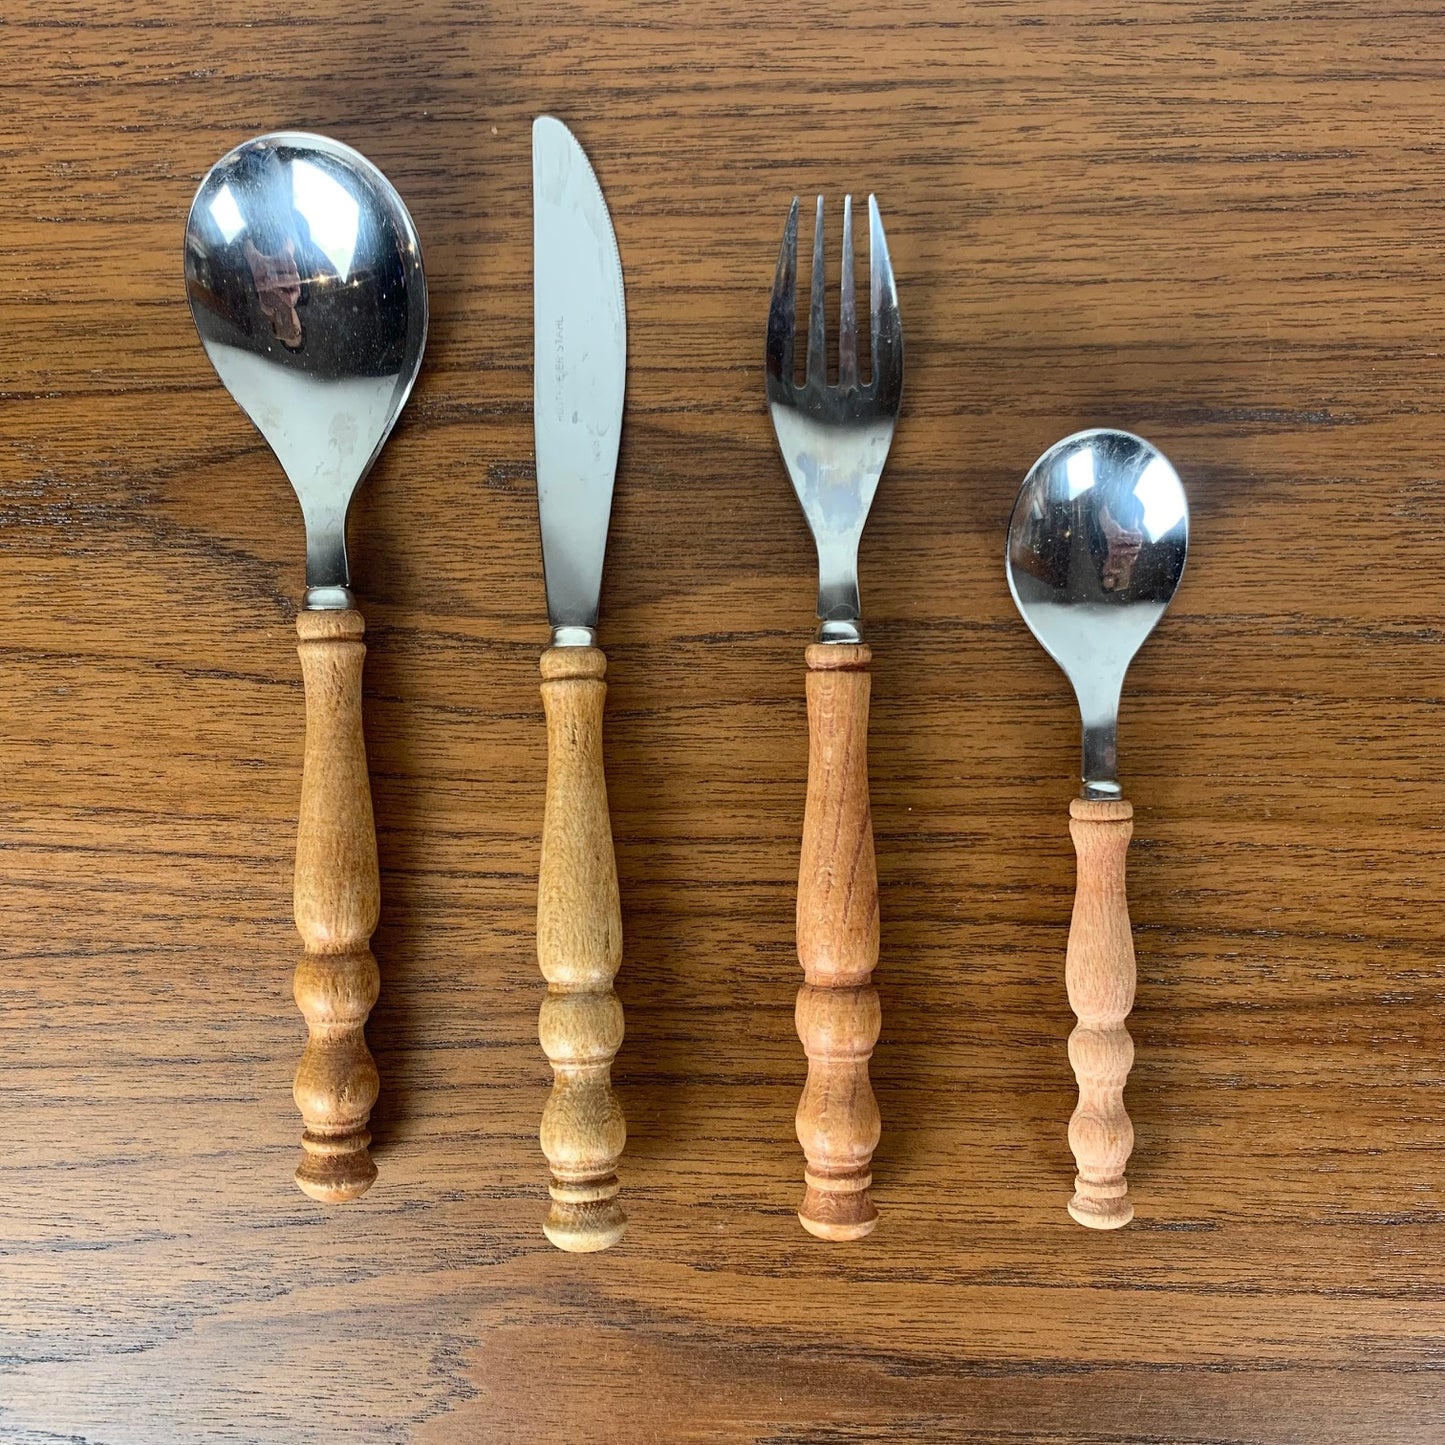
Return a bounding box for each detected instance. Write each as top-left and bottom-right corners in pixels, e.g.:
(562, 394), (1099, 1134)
(537, 646), (626, 1253)
(1065, 797), (1136, 1229)
(291, 608), (380, 1203)
(795, 642), (881, 1240)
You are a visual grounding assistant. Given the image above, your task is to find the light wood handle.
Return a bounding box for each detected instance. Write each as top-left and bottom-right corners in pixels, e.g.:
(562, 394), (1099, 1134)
(795, 642), (881, 1241)
(537, 646), (626, 1252)
(291, 608), (381, 1203)
(1065, 797), (1136, 1229)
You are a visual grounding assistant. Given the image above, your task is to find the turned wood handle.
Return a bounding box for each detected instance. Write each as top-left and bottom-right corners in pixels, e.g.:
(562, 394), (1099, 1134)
(537, 646), (626, 1253)
(795, 642), (881, 1241)
(291, 609), (380, 1204)
(1065, 797), (1136, 1229)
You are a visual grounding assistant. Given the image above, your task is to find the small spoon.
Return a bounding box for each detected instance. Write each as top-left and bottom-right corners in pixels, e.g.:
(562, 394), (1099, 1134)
(185, 133), (427, 1202)
(1006, 428), (1188, 1228)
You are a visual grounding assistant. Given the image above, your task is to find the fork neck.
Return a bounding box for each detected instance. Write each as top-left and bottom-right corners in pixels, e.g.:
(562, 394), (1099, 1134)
(817, 543), (863, 644)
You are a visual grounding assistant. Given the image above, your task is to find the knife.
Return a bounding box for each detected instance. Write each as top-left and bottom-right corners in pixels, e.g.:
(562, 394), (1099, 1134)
(531, 114), (628, 1253)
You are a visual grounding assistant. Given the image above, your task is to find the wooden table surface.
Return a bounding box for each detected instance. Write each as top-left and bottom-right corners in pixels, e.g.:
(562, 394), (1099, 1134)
(7, 2), (1445, 1441)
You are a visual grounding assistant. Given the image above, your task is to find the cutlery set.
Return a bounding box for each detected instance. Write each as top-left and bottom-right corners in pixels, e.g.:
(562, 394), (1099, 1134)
(183, 120), (1189, 1251)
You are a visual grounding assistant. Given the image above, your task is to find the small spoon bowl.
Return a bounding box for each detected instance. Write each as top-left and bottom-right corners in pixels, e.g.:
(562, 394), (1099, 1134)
(1006, 428), (1188, 797)
(184, 132), (427, 607)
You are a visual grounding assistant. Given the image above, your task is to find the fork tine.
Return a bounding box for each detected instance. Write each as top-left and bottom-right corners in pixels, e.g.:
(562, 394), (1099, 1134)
(868, 195), (903, 405)
(766, 197), (799, 389)
(838, 195), (858, 389)
(807, 195), (827, 388)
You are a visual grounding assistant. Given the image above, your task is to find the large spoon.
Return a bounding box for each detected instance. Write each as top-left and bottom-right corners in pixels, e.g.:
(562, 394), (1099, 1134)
(184, 133), (427, 1202)
(1006, 428), (1188, 1228)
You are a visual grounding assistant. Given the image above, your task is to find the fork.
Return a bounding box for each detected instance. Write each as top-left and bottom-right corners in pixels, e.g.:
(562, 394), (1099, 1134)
(766, 194), (903, 1240)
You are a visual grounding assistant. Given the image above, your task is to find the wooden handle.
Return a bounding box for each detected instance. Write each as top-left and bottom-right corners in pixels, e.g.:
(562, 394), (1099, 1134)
(1065, 797), (1136, 1229)
(537, 646), (626, 1252)
(291, 609), (381, 1203)
(795, 642), (881, 1240)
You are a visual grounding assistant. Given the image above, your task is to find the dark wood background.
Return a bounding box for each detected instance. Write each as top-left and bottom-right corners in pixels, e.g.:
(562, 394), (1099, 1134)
(6, 2), (1445, 1440)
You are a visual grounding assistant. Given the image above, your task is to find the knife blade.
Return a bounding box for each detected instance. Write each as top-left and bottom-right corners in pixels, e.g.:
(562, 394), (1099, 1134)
(533, 113), (626, 641)
(530, 114), (629, 1254)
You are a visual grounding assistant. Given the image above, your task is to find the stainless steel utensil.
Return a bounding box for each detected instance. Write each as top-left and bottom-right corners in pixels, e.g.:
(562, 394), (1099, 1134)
(1006, 427), (1188, 1228)
(766, 194), (903, 1239)
(185, 132), (427, 1202)
(531, 114), (628, 1253)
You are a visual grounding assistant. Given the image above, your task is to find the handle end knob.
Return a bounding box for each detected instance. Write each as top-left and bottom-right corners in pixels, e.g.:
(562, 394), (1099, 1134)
(295, 1131), (378, 1203)
(800, 1170), (878, 1240)
(292, 947), (380, 1203)
(1068, 1175), (1133, 1230)
(544, 1185), (627, 1253)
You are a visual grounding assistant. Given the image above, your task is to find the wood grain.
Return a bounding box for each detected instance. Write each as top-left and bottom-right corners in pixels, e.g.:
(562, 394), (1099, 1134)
(291, 606), (381, 1203)
(1064, 796), (1136, 1230)
(537, 645), (626, 1253)
(6, 0), (1445, 1440)
(796, 642), (881, 1240)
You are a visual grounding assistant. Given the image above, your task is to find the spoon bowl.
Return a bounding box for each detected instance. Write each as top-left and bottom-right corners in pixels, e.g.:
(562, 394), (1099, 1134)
(184, 131), (427, 607)
(1006, 428), (1188, 798)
